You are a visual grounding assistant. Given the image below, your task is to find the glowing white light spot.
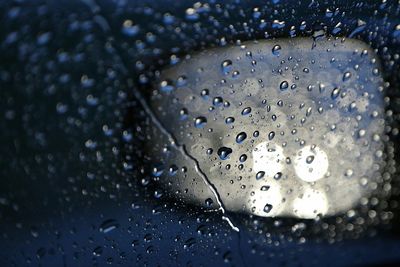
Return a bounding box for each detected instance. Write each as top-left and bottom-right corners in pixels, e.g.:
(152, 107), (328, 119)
(294, 145), (329, 182)
(253, 142), (285, 179)
(292, 188), (328, 219)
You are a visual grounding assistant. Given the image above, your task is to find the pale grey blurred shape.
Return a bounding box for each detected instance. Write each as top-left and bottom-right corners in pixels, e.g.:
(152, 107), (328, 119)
(146, 37), (385, 219)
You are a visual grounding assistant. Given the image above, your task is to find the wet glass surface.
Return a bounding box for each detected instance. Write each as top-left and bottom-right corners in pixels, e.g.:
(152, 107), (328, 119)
(1, 0), (400, 266)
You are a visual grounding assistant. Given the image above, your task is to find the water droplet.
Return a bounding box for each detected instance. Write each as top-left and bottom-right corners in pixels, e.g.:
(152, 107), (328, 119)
(256, 171), (266, 180)
(263, 204), (273, 213)
(152, 164), (164, 177)
(345, 169), (354, 177)
(268, 131), (275, 140)
(180, 108), (188, 120)
(176, 75), (187, 87)
(200, 88), (209, 98)
(241, 107), (252, 115)
(260, 185), (270, 191)
(306, 155), (315, 164)
(163, 13), (175, 25)
(185, 8), (199, 21)
(274, 172), (283, 180)
(343, 71), (352, 81)
(154, 190), (163, 199)
(221, 59), (233, 74)
(169, 165), (178, 175)
(225, 117), (235, 124)
(312, 29), (326, 40)
(332, 22), (342, 34)
(144, 233), (153, 242)
(272, 20), (285, 29)
(236, 132), (247, 144)
(280, 81), (289, 90)
(239, 154), (247, 162)
(252, 8), (261, 19)
(393, 24), (400, 38)
(122, 20), (139, 37)
(205, 198), (214, 207)
(306, 107), (312, 117)
(272, 45), (281, 56)
(217, 147), (233, 160)
(223, 251), (232, 263)
(93, 246), (103, 256)
(184, 238), (196, 249)
(197, 225), (207, 235)
(213, 97), (223, 106)
(99, 219), (119, 234)
(349, 19), (366, 38)
(160, 79), (174, 92)
(194, 116), (207, 128)
(232, 70), (240, 78)
(331, 87), (341, 99)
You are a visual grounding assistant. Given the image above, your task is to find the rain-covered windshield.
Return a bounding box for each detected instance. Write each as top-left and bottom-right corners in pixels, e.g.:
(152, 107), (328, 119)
(1, 0), (400, 266)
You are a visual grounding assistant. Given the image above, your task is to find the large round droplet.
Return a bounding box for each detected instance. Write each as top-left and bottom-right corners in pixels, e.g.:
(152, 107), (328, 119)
(194, 116), (207, 128)
(241, 107), (252, 115)
(272, 44), (281, 56)
(221, 59), (233, 74)
(217, 147), (233, 160)
(236, 132), (247, 144)
(280, 81), (289, 90)
(213, 97), (223, 106)
(268, 131), (275, 140)
(225, 117), (235, 124)
(256, 171), (266, 180)
(263, 204), (273, 213)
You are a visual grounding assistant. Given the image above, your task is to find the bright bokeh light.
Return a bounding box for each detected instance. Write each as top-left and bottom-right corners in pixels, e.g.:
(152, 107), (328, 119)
(292, 188), (329, 219)
(293, 145), (329, 182)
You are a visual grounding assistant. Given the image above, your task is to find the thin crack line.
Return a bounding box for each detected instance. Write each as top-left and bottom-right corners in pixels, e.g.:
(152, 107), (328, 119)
(132, 89), (239, 232)
(85, 1), (239, 232)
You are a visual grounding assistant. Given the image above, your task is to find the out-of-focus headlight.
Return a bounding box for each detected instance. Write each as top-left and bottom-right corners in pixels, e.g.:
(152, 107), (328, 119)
(146, 37), (386, 220)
